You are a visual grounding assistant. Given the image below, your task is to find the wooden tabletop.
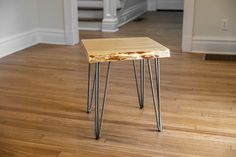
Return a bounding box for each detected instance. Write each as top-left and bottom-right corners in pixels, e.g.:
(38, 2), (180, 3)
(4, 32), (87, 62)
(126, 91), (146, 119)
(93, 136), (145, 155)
(82, 37), (170, 63)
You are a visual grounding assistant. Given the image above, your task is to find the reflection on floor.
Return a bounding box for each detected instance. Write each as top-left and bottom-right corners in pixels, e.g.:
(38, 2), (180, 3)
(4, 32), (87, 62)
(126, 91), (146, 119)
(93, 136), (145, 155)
(0, 12), (235, 157)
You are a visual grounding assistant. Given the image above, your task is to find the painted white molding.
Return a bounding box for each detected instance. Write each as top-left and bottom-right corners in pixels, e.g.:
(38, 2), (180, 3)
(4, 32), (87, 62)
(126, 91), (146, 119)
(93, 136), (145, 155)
(182, 0), (236, 54)
(39, 29), (66, 45)
(102, 0), (119, 32)
(192, 36), (236, 53)
(0, 28), (72, 58)
(190, 51), (236, 55)
(0, 0), (79, 59)
(182, 0), (195, 52)
(0, 30), (39, 58)
(147, 0), (157, 11)
(118, 1), (147, 27)
(64, 0), (79, 45)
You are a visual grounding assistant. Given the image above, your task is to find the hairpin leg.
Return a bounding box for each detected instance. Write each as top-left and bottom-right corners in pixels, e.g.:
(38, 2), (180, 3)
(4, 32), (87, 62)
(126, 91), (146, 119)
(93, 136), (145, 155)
(155, 59), (162, 131)
(147, 59), (162, 132)
(133, 60), (145, 109)
(93, 62), (111, 139)
(87, 64), (91, 113)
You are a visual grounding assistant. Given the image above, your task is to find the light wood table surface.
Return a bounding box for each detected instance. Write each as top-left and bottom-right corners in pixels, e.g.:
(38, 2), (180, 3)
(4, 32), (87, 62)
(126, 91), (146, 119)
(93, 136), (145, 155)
(82, 37), (170, 139)
(82, 37), (170, 63)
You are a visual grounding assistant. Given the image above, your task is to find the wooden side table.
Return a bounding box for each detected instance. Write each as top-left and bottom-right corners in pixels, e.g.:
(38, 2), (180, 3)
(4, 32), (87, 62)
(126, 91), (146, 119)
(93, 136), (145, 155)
(82, 37), (170, 139)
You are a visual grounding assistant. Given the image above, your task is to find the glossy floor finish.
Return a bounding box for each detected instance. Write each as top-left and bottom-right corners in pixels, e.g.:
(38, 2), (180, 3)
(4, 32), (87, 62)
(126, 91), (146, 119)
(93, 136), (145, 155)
(0, 12), (236, 157)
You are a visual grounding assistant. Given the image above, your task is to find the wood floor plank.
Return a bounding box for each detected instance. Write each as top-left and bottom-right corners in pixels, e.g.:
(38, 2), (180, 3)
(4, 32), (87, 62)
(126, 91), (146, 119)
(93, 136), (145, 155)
(0, 12), (235, 157)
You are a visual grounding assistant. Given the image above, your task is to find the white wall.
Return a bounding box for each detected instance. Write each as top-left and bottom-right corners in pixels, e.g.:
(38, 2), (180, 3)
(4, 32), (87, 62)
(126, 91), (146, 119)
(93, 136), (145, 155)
(36, 0), (68, 45)
(192, 0), (236, 53)
(147, 0), (157, 11)
(118, 0), (147, 27)
(37, 0), (64, 30)
(193, 0), (236, 39)
(0, 0), (78, 58)
(0, 0), (38, 39)
(183, 0), (236, 53)
(0, 0), (39, 58)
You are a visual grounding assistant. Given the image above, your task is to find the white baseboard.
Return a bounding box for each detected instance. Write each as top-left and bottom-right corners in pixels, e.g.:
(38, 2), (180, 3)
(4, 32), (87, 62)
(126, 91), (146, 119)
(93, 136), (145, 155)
(190, 51), (236, 55)
(39, 28), (66, 45)
(192, 36), (236, 54)
(118, 2), (147, 27)
(102, 18), (119, 32)
(0, 30), (39, 58)
(0, 28), (66, 58)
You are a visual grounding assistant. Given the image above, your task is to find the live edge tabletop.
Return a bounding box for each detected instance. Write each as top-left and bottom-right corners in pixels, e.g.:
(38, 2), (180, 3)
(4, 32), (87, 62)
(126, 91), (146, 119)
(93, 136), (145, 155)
(81, 37), (170, 63)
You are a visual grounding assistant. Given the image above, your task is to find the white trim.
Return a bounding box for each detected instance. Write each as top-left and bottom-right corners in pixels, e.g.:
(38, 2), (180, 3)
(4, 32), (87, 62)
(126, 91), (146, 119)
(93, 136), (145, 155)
(0, 28), (71, 58)
(193, 36), (236, 42)
(102, 0), (119, 32)
(118, 1), (147, 27)
(182, 0), (195, 52)
(0, 30), (39, 58)
(102, 18), (119, 32)
(39, 29), (66, 45)
(190, 51), (236, 55)
(191, 36), (236, 53)
(147, 0), (157, 11)
(0, 0), (79, 59)
(64, 0), (79, 45)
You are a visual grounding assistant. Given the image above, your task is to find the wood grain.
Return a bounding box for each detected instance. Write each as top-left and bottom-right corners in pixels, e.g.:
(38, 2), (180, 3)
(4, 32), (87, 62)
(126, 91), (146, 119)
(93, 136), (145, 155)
(82, 37), (170, 63)
(0, 12), (235, 157)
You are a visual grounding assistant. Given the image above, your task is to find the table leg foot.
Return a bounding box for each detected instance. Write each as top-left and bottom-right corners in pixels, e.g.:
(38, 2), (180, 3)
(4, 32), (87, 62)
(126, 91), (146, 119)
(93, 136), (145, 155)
(147, 59), (162, 132)
(93, 62), (111, 139)
(133, 60), (145, 109)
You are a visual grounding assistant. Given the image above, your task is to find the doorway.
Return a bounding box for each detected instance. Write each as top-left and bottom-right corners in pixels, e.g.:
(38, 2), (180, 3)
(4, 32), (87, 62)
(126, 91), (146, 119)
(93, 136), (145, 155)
(64, 0), (195, 52)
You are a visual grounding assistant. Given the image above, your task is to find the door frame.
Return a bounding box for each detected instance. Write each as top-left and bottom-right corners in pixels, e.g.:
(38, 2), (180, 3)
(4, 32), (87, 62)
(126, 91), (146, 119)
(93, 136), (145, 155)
(148, 0), (195, 52)
(63, 0), (79, 45)
(182, 0), (195, 52)
(64, 0), (195, 51)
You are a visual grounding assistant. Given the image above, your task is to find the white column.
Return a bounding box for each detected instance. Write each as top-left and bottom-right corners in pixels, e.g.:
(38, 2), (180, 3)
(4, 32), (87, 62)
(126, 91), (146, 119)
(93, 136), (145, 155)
(147, 0), (157, 11)
(64, 0), (79, 45)
(182, 0), (195, 52)
(102, 0), (119, 32)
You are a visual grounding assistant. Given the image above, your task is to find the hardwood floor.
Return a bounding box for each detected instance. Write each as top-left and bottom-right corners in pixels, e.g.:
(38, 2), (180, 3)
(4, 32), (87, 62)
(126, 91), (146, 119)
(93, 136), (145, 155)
(0, 12), (236, 157)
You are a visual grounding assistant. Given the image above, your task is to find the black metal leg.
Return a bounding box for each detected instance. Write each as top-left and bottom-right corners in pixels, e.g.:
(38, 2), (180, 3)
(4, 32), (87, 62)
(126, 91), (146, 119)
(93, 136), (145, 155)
(147, 59), (162, 132)
(87, 62), (111, 139)
(87, 64), (96, 113)
(133, 61), (141, 106)
(155, 59), (162, 131)
(88, 59), (162, 139)
(142, 59), (145, 108)
(99, 62), (111, 134)
(140, 60), (143, 108)
(95, 62), (100, 139)
(133, 60), (145, 109)
(87, 64), (91, 113)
